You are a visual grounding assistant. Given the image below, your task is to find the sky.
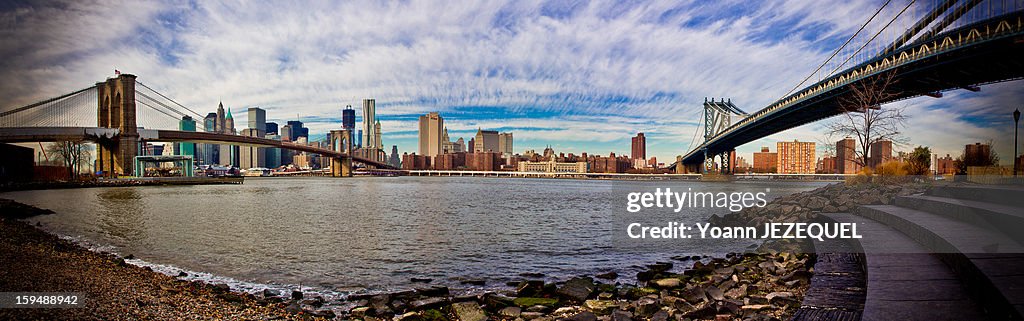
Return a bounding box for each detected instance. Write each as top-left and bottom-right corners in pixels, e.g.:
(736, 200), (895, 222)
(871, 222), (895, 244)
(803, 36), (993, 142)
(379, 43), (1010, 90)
(1, 0), (1022, 165)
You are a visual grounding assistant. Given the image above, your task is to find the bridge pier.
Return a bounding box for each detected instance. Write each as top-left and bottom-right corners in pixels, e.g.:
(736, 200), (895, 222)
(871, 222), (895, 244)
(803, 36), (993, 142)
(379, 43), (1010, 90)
(330, 157), (352, 177)
(95, 74), (138, 177)
(328, 129), (353, 177)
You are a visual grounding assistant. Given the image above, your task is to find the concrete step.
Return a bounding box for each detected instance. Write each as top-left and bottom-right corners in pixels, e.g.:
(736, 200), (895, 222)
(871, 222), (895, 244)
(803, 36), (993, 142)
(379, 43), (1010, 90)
(823, 212), (987, 321)
(927, 185), (1024, 208)
(857, 205), (1024, 320)
(895, 194), (1024, 245)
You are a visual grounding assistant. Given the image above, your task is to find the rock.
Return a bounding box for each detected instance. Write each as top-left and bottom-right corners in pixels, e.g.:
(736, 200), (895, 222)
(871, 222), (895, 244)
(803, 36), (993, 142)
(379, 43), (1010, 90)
(291, 290), (303, 300)
(584, 300), (620, 315)
(766, 291), (796, 305)
(351, 306), (371, 317)
(483, 293), (515, 310)
(526, 305), (551, 313)
(553, 307), (578, 315)
(633, 297), (659, 316)
(704, 286), (725, 301)
(556, 277), (597, 302)
(261, 288), (280, 298)
(611, 310), (633, 321)
(520, 312), (545, 320)
(568, 311), (598, 321)
(517, 280), (545, 297)
(596, 272), (619, 280)
(410, 297), (448, 311)
(411, 277), (433, 283)
(212, 283), (230, 293)
(724, 285), (747, 300)
(646, 262), (673, 273)
(177, 271), (188, 277)
(369, 294), (392, 314)
(513, 297), (559, 308)
(741, 304), (771, 312)
(416, 285), (450, 297)
(310, 309), (336, 319)
(397, 312), (424, 321)
(499, 306), (521, 318)
(650, 310), (669, 321)
(746, 295), (768, 305)
(679, 286), (707, 304)
(461, 279), (487, 286)
(597, 292), (613, 300)
(284, 301), (302, 314)
(452, 301), (487, 321)
(652, 278), (681, 288)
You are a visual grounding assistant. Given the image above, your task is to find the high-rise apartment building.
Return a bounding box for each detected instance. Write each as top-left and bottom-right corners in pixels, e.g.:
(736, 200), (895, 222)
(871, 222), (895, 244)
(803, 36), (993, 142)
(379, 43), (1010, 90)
(837, 137), (859, 174)
(362, 99), (376, 151)
(777, 140), (815, 174)
(752, 146), (778, 173)
(418, 112), (444, 158)
(868, 140), (893, 169)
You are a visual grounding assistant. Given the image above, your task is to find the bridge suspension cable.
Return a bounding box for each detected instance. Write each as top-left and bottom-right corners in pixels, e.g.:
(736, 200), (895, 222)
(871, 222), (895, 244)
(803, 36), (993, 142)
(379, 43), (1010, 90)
(826, 0), (916, 76)
(0, 87), (97, 128)
(776, 0), (894, 102)
(135, 81), (204, 119)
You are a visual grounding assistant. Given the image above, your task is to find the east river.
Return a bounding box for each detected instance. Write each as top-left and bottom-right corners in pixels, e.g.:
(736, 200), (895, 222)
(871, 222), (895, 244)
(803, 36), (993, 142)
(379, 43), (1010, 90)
(2, 177), (827, 294)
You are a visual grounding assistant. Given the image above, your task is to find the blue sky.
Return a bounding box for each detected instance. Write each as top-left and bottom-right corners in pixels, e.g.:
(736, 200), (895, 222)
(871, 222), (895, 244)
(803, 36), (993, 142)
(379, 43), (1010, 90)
(1, 0), (1021, 164)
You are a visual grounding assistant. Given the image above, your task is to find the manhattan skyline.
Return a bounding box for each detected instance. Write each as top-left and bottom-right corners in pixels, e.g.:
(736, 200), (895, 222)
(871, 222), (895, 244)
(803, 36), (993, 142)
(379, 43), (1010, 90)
(1, 1), (1021, 164)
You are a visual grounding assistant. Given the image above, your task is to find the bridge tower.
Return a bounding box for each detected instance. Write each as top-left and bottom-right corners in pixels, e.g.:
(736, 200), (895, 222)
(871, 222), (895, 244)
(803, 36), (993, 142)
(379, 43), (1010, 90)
(329, 129), (353, 177)
(95, 74), (139, 177)
(701, 98), (745, 174)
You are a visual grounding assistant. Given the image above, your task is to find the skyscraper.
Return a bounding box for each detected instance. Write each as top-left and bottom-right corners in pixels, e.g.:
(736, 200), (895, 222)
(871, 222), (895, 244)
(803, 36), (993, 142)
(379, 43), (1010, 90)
(362, 99), (376, 151)
(837, 137), (858, 174)
(287, 120), (307, 140)
(777, 140), (815, 174)
(418, 112), (444, 159)
(389, 145), (401, 168)
(177, 116), (196, 157)
(631, 133), (646, 168)
(201, 112), (218, 165)
(498, 132), (513, 156)
(240, 107), (267, 169)
(342, 105), (356, 130)
(265, 122), (278, 135)
(474, 128), (499, 153)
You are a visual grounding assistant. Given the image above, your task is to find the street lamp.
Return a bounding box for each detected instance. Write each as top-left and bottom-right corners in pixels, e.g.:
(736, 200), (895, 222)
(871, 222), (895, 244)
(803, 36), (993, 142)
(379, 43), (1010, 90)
(1015, 108), (1020, 177)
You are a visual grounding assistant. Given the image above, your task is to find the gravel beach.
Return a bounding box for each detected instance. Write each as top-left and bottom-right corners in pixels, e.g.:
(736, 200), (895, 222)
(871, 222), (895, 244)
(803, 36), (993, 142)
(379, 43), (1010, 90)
(0, 201), (323, 320)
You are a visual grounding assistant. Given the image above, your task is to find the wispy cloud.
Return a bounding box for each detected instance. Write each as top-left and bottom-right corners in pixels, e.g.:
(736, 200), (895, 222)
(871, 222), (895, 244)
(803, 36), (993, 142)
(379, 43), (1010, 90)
(1, 0), (1021, 163)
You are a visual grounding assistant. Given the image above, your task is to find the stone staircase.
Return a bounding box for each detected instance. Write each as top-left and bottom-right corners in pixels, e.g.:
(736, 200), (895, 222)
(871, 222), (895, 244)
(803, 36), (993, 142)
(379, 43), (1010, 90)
(803, 184), (1024, 321)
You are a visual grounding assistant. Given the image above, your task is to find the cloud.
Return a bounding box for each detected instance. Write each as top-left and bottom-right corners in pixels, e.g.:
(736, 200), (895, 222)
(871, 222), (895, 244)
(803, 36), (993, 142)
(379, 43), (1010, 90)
(1, 0), (1021, 163)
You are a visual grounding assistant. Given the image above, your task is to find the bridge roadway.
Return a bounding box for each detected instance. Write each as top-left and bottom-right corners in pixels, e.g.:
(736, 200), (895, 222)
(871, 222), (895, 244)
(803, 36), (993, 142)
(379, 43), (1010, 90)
(0, 126), (394, 169)
(681, 11), (1024, 166)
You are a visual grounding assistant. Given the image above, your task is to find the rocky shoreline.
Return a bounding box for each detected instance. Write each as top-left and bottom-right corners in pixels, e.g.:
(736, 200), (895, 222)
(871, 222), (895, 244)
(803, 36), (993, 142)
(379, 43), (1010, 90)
(0, 180), (928, 320)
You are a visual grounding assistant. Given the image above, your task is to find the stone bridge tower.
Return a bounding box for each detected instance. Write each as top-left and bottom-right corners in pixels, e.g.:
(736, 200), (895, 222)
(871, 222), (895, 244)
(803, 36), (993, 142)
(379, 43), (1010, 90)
(95, 74), (139, 177)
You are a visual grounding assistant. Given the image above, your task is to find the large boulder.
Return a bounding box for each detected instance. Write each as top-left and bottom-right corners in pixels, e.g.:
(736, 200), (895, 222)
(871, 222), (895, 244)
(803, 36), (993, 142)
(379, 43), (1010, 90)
(556, 277), (597, 302)
(452, 301), (487, 321)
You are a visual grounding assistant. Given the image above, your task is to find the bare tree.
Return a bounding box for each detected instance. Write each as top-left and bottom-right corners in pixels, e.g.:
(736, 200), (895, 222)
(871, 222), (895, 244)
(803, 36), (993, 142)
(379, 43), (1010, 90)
(826, 71), (909, 168)
(46, 141), (91, 180)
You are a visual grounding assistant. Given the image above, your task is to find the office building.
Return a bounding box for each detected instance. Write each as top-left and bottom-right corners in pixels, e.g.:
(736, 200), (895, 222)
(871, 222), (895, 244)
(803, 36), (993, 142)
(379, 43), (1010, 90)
(777, 140), (815, 174)
(752, 146), (778, 173)
(418, 112), (444, 158)
(498, 132), (514, 156)
(287, 120), (308, 140)
(631, 133), (646, 166)
(200, 112), (218, 165)
(176, 116), (196, 157)
(265, 122), (278, 135)
(474, 129), (499, 153)
(342, 104), (356, 130)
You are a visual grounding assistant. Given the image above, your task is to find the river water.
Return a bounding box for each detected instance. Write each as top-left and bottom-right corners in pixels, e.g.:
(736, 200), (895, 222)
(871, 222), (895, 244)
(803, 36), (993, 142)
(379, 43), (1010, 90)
(2, 177), (827, 296)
